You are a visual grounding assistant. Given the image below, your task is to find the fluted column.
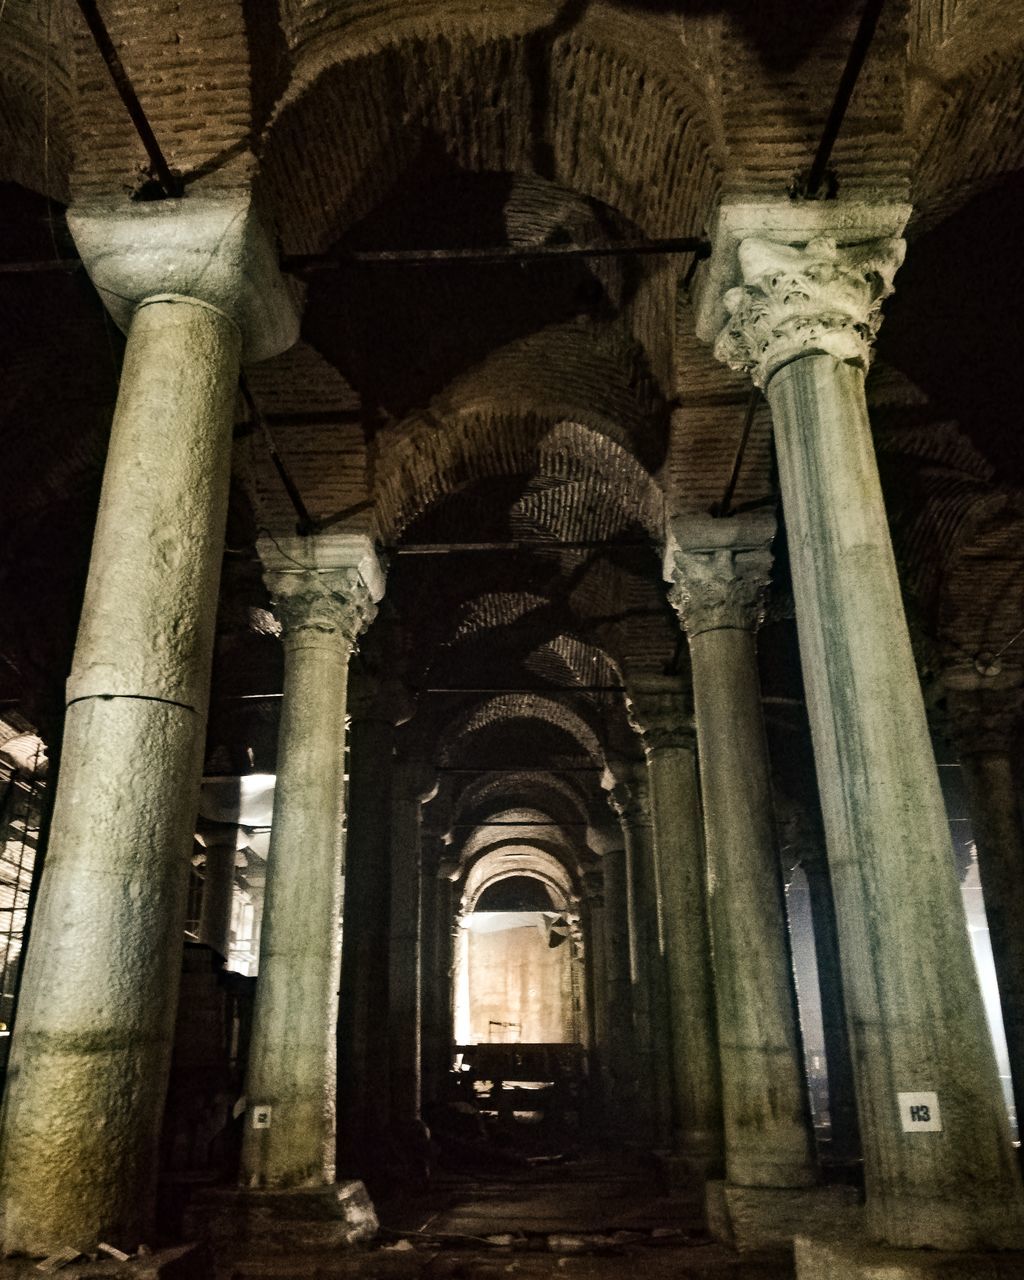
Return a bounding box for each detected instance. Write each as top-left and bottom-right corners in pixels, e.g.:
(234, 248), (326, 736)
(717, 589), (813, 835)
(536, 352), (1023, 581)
(946, 675), (1024, 1135)
(627, 679), (724, 1171)
(665, 516), (816, 1190)
(240, 536), (383, 1190)
(0, 196), (297, 1255)
(711, 220), (1024, 1248)
(605, 768), (674, 1147)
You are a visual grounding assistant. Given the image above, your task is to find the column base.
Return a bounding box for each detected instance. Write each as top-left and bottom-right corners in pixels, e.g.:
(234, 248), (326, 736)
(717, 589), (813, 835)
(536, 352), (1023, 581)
(796, 1232), (1024, 1278)
(182, 1182), (378, 1256)
(705, 1180), (860, 1251)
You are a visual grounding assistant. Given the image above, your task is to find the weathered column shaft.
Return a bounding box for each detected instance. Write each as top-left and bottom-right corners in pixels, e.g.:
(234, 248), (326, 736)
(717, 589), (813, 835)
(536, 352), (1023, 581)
(241, 540), (381, 1190)
(643, 732), (723, 1167)
(419, 851), (443, 1109)
(337, 705), (394, 1168)
(582, 880), (610, 1086)
(0, 295), (241, 1255)
(607, 774), (674, 1145)
(666, 519), (816, 1189)
(198, 839), (238, 960)
(599, 845), (635, 1125)
(713, 228), (1024, 1247)
(947, 682), (1024, 1133)
(961, 750), (1024, 1121)
(389, 762), (435, 1127)
(801, 859), (860, 1164)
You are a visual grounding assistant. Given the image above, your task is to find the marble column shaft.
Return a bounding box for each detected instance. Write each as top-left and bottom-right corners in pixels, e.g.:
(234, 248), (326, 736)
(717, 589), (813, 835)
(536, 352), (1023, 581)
(582, 872), (610, 1083)
(628, 684), (724, 1169)
(714, 229), (1024, 1247)
(418, 844), (443, 1109)
(337, 691), (395, 1168)
(599, 845), (635, 1125)
(666, 520), (816, 1189)
(801, 856), (860, 1164)
(389, 761), (436, 1127)
(947, 681), (1024, 1134)
(0, 197), (292, 1251)
(607, 773), (674, 1146)
(240, 541), (381, 1190)
(198, 836), (239, 960)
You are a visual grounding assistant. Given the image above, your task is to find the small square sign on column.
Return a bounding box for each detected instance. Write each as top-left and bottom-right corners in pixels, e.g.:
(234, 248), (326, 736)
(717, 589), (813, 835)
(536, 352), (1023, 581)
(897, 1091), (942, 1132)
(251, 1104), (273, 1129)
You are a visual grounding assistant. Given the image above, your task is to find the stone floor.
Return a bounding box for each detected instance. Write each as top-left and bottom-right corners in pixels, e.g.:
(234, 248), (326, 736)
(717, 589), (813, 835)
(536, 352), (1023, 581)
(219, 1157), (793, 1280)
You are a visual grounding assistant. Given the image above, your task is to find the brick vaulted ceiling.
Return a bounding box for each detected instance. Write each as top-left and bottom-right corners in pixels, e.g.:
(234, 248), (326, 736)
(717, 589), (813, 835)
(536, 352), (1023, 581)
(1, 0), (1023, 844)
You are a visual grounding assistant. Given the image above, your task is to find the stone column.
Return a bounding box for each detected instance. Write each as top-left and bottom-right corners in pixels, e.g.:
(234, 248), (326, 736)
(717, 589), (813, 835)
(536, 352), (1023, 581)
(0, 197), (297, 1256)
(605, 768), (674, 1147)
(581, 869), (610, 1108)
(389, 759), (437, 1129)
(240, 536), (383, 1192)
(800, 851), (860, 1166)
(710, 219), (1024, 1248)
(945, 676), (1024, 1135)
(419, 838), (445, 1110)
(665, 516), (817, 1192)
(435, 862), (457, 1071)
(627, 679), (724, 1172)
(337, 677), (395, 1174)
(598, 842), (635, 1128)
(197, 831), (239, 961)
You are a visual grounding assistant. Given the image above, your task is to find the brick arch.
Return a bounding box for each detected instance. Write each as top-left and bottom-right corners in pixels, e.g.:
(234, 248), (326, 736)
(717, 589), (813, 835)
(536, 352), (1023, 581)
(437, 691), (605, 766)
(375, 407), (665, 547)
(259, 7), (721, 254)
(0, 1), (74, 199)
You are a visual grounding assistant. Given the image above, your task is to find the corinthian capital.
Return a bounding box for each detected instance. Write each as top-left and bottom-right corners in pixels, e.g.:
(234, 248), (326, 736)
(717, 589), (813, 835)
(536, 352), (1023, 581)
(601, 759), (651, 828)
(625, 678), (695, 756)
(258, 533), (385, 651)
(713, 235), (905, 388)
(664, 512), (775, 636)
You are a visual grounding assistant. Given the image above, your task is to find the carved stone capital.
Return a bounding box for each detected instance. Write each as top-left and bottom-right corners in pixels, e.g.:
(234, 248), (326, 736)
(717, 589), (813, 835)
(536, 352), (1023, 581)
(68, 193), (300, 362)
(581, 868), (605, 906)
(664, 513), (775, 636)
(713, 235), (905, 389)
(625, 682), (696, 756)
(601, 763), (651, 829)
(270, 570), (377, 649)
(258, 533), (385, 654)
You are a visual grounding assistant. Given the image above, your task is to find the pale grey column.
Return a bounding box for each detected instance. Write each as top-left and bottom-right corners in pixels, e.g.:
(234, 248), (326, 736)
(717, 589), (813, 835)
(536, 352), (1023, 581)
(665, 518), (816, 1190)
(240, 536), (383, 1190)
(198, 832), (238, 960)
(946, 678), (1024, 1137)
(389, 760), (437, 1128)
(712, 228), (1024, 1248)
(628, 679), (724, 1171)
(0, 197), (297, 1256)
